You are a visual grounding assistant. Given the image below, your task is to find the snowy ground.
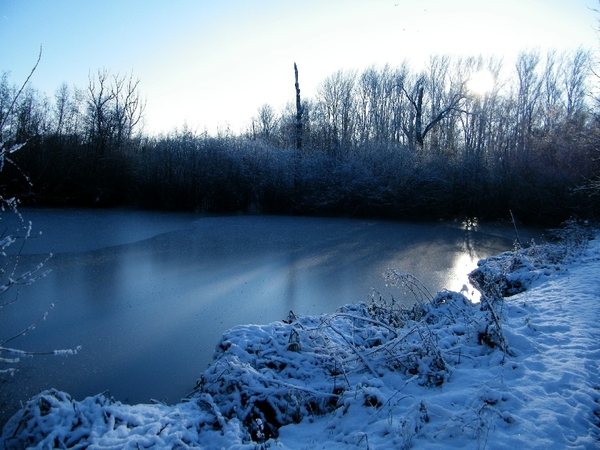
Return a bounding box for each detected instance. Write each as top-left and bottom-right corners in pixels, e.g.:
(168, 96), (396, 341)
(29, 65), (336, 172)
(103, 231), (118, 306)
(1, 223), (599, 449)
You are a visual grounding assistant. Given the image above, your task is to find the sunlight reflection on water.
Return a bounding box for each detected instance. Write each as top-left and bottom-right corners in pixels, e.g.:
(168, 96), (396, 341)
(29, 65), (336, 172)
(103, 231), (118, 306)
(447, 252), (481, 302)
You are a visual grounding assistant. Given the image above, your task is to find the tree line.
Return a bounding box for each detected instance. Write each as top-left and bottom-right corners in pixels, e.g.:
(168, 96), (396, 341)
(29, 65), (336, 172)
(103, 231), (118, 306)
(1, 49), (599, 224)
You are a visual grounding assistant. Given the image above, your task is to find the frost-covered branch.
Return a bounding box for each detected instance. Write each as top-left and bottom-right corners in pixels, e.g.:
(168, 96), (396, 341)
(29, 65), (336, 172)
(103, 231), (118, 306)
(1, 52), (80, 381)
(0, 47), (42, 134)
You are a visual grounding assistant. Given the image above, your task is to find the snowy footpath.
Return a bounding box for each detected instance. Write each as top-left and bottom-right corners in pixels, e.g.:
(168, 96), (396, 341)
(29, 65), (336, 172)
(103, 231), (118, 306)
(1, 224), (599, 449)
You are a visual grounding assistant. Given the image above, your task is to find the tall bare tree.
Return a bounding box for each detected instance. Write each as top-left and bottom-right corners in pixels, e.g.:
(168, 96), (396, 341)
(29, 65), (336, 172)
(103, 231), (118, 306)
(563, 47), (591, 119)
(86, 70), (144, 155)
(317, 69), (357, 155)
(513, 51), (542, 157)
(401, 74), (464, 150)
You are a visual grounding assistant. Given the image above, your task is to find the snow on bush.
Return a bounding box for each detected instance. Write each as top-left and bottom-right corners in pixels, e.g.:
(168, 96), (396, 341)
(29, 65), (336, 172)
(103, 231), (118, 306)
(1, 221), (598, 449)
(0, 389), (251, 449)
(470, 218), (595, 299)
(195, 293), (469, 440)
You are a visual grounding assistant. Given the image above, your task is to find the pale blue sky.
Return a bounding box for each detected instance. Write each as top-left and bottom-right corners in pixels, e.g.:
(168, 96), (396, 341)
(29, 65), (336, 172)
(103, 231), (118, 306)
(1, 0), (597, 135)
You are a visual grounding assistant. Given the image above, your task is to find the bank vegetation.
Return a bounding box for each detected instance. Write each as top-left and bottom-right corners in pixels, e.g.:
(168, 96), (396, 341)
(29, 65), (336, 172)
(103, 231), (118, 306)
(1, 50), (599, 224)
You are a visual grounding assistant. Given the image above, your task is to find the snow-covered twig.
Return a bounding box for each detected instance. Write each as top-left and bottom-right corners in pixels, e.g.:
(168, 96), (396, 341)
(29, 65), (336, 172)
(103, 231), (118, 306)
(0, 303), (54, 347)
(333, 313), (399, 337)
(327, 322), (379, 377)
(385, 270), (434, 304)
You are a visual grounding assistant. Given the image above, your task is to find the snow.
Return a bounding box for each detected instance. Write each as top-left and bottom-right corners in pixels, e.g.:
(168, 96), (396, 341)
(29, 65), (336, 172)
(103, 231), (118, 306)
(1, 225), (599, 449)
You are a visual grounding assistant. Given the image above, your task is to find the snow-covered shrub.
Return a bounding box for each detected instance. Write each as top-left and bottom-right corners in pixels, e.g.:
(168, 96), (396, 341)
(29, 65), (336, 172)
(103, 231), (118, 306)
(185, 271), (527, 442)
(399, 401), (430, 449)
(470, 219), (594, 301)
(468, 250), (536, 299)
(0, 388), (251, 449)
(185, 278), (517, 443)
(365, 292), (427, 328)
(193, 320), (344, 440)
(190, 288), (489, 440)
(545, 217), (595, 260)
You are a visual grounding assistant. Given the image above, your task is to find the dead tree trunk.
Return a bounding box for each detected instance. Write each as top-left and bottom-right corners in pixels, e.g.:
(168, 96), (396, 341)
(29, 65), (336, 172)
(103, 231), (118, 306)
(294, 63), (303, 150)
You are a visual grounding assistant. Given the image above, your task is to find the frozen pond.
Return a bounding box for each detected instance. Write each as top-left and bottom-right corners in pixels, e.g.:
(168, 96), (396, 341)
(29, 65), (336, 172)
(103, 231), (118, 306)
(0, 209), (541, 425)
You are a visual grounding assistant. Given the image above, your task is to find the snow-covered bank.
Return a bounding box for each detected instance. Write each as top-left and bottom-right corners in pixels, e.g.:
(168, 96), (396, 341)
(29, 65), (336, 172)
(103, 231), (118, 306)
(1, 225), (599, 449)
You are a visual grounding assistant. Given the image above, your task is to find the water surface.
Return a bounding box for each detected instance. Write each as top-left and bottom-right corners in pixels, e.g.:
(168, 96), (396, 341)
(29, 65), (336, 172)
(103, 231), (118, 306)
(0, 210), (540, 425)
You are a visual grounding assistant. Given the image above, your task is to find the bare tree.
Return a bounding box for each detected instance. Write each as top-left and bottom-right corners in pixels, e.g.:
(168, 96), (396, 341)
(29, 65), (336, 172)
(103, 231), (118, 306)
(86, 69), (115, 155)
(317, 69), (357, 155)
(563, 47), (591, 119)
(53, 83), (84, 137)
(252, 104), (277, 140)
(457, 55), (503, 159)
(513, 51), (542, 156)
(538, 50), (564, 134)
(54, 83), (69, 136)
(401, 73), (464, 150)
(14, 86), (51, 143)
(0, 72), (16, 143)
(356, 64), (407, 145)
(86, 70), (144, 155)
(112, 73), (145, 146)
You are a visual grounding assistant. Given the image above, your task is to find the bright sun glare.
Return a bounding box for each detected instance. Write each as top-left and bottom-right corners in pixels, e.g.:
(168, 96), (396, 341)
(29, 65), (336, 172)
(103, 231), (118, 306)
(467, 70), (495, 96)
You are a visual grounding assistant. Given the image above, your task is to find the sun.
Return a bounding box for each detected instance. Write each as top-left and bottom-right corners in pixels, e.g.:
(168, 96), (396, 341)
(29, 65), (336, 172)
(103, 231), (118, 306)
(467, 70), (495, 96)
